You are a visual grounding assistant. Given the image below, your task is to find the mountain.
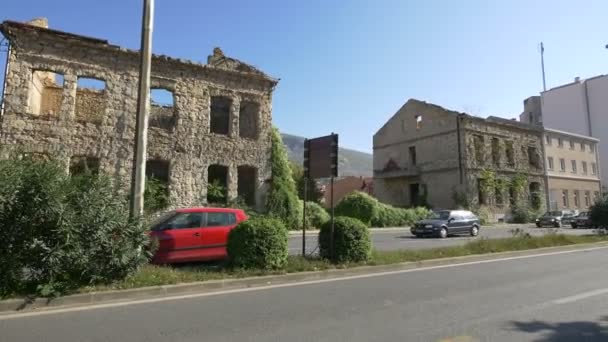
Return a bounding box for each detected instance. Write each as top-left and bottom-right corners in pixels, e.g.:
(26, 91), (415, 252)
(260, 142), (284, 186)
(281, 133), (373, 177)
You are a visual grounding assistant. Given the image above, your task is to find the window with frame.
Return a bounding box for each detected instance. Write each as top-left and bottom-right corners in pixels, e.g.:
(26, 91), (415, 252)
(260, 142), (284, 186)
(585, 191), (591, 207)
(547, 157), (554, 170)
(569, 140), (575, 150)
(590, 144), (595, 153)
(164, 213), (204, 229)
(581, 143), (586, 152)
(206, 212), (236, 227)
(592, 163), (598, 175)
(558, 138), (563, 148)
(545, 135), (551, 145)
(571, 160), (577, 174)
(562, 190), (569, 207)
(573, 190), (580, 207)
(595, 191), (600, 201)
(581, 161), (588, 175)
(559, 158), (566, 172)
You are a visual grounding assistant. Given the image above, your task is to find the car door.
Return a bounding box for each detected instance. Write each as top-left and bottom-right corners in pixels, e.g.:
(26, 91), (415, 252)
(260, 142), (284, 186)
(451, 213), (469, 233)
(200, 210), (238, 260)
(152, 212), (205, 263)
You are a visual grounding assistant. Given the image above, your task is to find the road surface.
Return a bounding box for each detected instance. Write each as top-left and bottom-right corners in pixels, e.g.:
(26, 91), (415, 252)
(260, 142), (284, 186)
(289, 225), (593, 255)
(2, 245), (608, 341)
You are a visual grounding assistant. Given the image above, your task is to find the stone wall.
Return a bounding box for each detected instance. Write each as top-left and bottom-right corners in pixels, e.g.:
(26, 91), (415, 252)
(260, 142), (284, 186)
(0, 20), (278, 211)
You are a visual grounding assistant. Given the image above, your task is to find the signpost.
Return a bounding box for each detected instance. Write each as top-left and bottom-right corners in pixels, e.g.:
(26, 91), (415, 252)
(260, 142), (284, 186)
(303, 133), (338, 258)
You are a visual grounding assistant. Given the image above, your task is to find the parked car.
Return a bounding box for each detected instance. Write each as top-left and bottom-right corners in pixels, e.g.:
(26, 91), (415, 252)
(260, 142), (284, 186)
(149, 207), (248, 264)
(571, 211), (595, 229)
(535, 210), (576, 228)
(411, 210), (480, 238)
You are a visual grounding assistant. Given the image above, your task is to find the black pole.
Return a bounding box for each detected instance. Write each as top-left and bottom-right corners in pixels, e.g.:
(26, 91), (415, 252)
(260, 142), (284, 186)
(302, 177), (307, 257)
(330, 176), (335, 260)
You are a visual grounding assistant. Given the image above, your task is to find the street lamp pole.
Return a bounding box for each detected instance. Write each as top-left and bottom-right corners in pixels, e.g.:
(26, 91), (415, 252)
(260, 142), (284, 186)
(129, 0), (154, 218)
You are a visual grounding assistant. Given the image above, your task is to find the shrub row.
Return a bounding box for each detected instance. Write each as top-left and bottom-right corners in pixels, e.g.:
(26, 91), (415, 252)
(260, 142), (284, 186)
(0, 156), (150, 298)
(335, 191), (430, 227)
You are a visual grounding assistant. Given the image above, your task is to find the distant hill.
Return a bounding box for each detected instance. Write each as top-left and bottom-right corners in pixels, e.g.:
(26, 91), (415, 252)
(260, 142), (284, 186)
(281, 133), (373, 177)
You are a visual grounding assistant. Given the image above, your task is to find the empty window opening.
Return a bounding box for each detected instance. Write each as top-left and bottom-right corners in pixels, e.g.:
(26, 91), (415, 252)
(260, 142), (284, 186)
(19, 152), (51, 162)
(150, 88), (176, 129)
(491, 138), (500, 166)
(76, 77), (106, 123)
(473, 135), (484, 164)
(207, 164), (228, 204)
(505, 141), (515, 166)
(408, 146), (417, 166)
(509, 186), (517, 205)
(528, 146), (540, 168)
(415, 115), (422, 130)
(239, 101), (259, 139)
(145, 160), (170, 212)
(495, 187), (503, 206)
(28, 70), (64, 116)
(69, 156), (100, 176)
(477, 178), (487, 205)
(146, 160), (170, 183)
(529, 182), (541, 209)
(237, 166), (257, 206)
(210, 96), (231, 135)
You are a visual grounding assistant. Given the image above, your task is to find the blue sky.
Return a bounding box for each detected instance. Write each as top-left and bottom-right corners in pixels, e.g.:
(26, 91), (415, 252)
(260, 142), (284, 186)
(1, 0), (608, 152)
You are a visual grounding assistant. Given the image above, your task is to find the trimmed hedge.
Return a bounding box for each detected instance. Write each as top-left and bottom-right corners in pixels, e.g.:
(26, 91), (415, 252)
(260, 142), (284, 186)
(227, 217), (289, 270)
(0, 156), (150, 297)
(335, 191), (430, 227)
(297, 200), (331, 230)
(591, 196), (608, 228)
(334, 192), (378, 226)
(318, 216), (371, 263)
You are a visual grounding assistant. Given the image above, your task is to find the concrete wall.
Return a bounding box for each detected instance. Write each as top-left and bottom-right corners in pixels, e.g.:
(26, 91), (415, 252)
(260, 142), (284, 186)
(547, 177), (601, 211)
(586, 76), (608, 189)
(0, 20), (278, 210)
(541, 81), (589, 136)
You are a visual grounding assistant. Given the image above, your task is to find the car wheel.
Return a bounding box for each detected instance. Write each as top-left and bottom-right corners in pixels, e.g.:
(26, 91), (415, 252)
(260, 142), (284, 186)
(438, 227), (448, 239)
(536, 223), (542, 228)
(554, 221), (561, 228)
(571, 223), (577, 229)
(470, 225), (479, 237)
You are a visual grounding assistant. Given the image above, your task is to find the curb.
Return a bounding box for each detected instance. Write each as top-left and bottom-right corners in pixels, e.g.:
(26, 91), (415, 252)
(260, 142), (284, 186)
(2, 241), (608, 315)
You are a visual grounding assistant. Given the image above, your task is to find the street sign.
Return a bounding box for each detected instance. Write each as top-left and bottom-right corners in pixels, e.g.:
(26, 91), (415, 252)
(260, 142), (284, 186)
(303, 133), (338, 179)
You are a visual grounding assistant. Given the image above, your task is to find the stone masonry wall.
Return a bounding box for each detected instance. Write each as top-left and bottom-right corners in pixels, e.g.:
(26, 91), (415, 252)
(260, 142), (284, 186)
(0, 20), (278, 211)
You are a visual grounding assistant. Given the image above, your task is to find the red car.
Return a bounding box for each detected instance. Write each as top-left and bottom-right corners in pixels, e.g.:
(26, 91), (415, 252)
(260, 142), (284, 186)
(149, 207), (248, 264)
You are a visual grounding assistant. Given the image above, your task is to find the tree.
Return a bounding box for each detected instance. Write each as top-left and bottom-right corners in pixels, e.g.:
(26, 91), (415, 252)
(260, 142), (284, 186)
(289, 161), (323, 203)
(266, 127), (300, 229)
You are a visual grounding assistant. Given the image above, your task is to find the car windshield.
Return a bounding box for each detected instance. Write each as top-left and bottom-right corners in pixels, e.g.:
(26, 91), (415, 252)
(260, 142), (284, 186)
(578, 212), (589, 218)
(149, 210), (177, 230)
(428, 211), (451, 220)
(543, 211), (562, 217)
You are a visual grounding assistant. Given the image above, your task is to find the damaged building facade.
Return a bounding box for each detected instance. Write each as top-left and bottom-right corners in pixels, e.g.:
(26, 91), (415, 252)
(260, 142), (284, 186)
(0, 18), (278, 210)
(373, 99), (546, 220)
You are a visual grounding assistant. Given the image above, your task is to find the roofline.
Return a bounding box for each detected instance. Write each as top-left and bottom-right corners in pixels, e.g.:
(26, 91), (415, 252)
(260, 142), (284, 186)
(541, 74), (608, 94)
(543, 127), (600, 142)
(0, 20), (279, 85)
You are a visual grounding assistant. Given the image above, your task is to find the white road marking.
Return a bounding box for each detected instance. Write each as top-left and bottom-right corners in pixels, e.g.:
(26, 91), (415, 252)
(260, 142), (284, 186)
(553, 288), (608, 305)
(1, 245), (606, 320)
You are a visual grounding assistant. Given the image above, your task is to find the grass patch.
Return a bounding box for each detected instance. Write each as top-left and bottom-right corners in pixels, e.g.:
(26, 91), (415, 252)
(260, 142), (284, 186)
(6, 233), (606, 298)
(78, 233), (608, 294)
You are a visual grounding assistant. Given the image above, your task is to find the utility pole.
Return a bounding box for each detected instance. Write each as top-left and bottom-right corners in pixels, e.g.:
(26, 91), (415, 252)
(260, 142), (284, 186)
(540, 42), (547, 92)
(130, 0), (154, 218)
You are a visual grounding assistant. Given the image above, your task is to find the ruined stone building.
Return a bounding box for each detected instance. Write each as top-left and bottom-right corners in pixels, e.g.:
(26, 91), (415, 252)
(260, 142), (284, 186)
(0, 18), (278, 210)
(373, 99), (546, 219)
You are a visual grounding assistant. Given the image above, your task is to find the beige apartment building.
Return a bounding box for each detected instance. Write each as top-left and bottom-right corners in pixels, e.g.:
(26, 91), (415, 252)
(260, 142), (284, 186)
(543, 128), (601, 211)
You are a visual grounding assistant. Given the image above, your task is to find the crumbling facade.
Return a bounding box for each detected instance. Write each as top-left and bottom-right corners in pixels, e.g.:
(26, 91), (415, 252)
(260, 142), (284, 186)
(0, 19), (278, 210)
(373, 99), (546, 220)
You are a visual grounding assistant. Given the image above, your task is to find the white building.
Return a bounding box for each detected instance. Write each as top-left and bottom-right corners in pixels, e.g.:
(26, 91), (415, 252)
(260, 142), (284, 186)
(520, 75), (608, 192)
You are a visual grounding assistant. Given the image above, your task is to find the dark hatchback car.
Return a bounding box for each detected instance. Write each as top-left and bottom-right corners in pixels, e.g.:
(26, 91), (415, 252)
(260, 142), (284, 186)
(571, 212), (595, 229)
(411, 210), (481, 238)
(535, 210), (576, 228)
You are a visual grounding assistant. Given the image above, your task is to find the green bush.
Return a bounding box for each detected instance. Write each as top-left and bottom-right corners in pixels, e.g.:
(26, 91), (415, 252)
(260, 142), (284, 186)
(334, 192), (378, 226)
(144, 177), (170, 215)
(590, 197), (608, 228)
(508, 202), (539, 224)
(227, 217), (289, 269)
(266, 128), (300, 229)
(0, 156), (150, 297)
(474, 206), (494, 225)
(303, 201), (330, 229)
(318, 216), (371, 263)
(371, 203), (430, 227)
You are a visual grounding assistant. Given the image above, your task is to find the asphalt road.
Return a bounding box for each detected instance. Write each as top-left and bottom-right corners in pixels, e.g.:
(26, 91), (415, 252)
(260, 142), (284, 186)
(288, 225), (594, 255)
(3, 245), (608, 341)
